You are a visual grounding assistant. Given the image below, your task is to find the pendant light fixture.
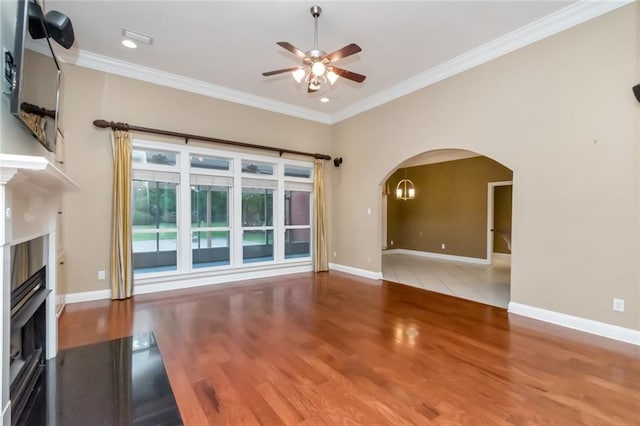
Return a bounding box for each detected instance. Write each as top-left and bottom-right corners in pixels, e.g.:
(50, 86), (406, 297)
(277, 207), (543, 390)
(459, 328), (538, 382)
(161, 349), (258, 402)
(396, 168), (415, 200)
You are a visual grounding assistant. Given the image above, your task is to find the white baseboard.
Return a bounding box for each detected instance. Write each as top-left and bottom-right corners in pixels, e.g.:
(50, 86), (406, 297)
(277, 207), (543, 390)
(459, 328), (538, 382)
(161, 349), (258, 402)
(56, 302), (65, 317)
(508, 302), (640, 346)
(383, 248), (490, 265)
(65, 264), (314, 302)
(65, 288), (111, 303)
(329, 263), (383, 280)
(134, 264), (313, 295)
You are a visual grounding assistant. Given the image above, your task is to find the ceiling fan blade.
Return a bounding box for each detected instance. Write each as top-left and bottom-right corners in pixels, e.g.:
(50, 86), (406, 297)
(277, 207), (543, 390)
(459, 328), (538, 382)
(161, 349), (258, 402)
(262, 67), (301, 77)
(323, 43), (361, 63)
(307, 83), (319, 93)
(331, 66), (366, 83)
(277, 41), (307, 59)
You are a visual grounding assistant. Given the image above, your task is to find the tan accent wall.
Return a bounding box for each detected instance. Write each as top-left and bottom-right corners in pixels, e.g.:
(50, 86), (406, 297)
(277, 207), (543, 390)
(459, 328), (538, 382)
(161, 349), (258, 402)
(386, 157), (512, 258)
(331, 5), (640, 330)
(493, 185), (512, 254)
(57, 66), (332, 295)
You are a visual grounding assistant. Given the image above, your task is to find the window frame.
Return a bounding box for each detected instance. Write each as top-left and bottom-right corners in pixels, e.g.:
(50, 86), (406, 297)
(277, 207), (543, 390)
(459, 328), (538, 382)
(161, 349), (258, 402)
(131, 145), (181, 278)
(190, 184), (233, 271)
(283, 189), (312, 261)
(131, 138), (315, 283)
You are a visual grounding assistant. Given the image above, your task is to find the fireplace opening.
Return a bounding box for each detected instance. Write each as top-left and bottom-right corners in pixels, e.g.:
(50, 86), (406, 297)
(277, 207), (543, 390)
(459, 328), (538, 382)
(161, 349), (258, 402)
(10, 237), (49, 425)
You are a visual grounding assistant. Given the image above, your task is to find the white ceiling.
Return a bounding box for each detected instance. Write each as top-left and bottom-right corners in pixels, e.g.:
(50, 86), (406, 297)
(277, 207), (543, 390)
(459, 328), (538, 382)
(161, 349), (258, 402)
(46, 1), (625, 123)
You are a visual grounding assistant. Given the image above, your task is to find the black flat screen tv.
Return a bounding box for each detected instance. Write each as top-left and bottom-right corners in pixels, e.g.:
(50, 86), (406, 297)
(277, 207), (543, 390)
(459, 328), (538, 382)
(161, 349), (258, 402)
(9, 0), (61, 153)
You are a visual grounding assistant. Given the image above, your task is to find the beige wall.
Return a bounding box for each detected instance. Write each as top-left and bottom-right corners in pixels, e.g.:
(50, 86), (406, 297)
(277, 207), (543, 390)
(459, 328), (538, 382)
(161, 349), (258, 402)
(331, 5), (640, 330)
(386, 156), (512, 258)
(6, 4), (637, 332)
(58, 65), (332, 294)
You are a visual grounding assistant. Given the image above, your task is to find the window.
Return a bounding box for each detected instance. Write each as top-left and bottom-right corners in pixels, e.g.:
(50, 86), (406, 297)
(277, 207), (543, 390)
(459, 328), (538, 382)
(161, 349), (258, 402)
(284, 183), (312, 259)
(242, 161), (274, 175)
(190, 155), (230, 171)
(132, 149), (177, 166)
(131, 141), (314, 283)
(284, 166), (312, 179)
(132, 179), (179, 274)
(191, 183), (231, 269)
(242, 181), (275, 263)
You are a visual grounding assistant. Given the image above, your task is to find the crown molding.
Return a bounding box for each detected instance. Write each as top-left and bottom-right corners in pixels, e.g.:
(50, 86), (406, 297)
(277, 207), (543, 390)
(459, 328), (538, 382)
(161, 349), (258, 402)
(51, 47), (333, 124)
(330, 0), (634, 123)
(46, 0), (632, 125)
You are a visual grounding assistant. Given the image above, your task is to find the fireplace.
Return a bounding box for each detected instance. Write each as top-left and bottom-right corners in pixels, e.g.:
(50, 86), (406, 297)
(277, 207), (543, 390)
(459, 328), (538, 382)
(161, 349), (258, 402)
(9, 236), (49, 425)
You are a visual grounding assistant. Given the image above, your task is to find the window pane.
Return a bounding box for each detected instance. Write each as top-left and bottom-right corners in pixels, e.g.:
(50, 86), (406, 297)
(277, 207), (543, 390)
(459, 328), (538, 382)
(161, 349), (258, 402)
(285, 229), (310, 259)
(132, 149), (177, 166)
(191, 186), (229, 227)
(284, 191), (310, 226)
(190, 155), (230, 171)
(242, 188), (273, 227)
(284, 166), (311, 179)
(133, 232), (177, 274)
(242, 161), (273, 175)
(243, 230), (274, 263)
(192, 231), (230, 268)
(132, 181), (178, 228)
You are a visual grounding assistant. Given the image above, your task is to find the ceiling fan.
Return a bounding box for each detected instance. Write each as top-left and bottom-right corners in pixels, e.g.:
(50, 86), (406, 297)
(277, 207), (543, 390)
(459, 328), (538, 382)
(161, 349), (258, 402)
(262, 5), (366, 93)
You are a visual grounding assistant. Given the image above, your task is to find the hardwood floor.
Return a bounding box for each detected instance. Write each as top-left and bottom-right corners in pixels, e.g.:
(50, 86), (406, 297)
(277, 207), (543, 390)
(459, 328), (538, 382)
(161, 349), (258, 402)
(59, 272), (640, 425)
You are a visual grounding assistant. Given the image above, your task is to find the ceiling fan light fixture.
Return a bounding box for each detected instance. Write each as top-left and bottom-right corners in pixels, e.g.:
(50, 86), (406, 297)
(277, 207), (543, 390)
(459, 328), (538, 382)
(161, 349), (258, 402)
(327, 69), (339, 84)
(309, 80), (320, 91)
(292, 67), (306, 83)
(262, 5), (365, 95)
(311, 61), (326, 77)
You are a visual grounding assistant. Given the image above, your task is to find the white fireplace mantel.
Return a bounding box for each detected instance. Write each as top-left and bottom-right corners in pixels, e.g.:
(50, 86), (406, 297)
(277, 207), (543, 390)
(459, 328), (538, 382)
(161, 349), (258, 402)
(0, 153), (79, 423)
(0, 153), (79, 194)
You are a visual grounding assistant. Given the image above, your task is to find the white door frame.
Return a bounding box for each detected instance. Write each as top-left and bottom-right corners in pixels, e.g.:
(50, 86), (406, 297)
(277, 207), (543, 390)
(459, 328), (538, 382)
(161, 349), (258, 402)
(487, 181), (513, 264)
(381, 193), (387, 249)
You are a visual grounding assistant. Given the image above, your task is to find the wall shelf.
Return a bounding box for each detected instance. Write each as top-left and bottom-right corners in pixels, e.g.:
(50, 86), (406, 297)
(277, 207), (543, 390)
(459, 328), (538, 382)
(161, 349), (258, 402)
(0, 154), (79, 195)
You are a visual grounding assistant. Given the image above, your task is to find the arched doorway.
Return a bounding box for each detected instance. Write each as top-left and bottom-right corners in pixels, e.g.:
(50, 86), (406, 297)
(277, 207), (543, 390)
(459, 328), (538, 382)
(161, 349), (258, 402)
(380, 149), (513, 308)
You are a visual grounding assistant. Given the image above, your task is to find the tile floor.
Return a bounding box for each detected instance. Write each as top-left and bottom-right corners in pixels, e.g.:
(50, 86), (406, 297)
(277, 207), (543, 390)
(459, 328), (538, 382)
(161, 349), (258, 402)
(382, 252), (511, 308)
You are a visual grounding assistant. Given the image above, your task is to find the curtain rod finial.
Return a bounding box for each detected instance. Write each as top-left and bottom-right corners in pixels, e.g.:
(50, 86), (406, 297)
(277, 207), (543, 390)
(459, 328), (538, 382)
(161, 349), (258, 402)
(93, 119), (110, 128)
(93, 120), (130, 131)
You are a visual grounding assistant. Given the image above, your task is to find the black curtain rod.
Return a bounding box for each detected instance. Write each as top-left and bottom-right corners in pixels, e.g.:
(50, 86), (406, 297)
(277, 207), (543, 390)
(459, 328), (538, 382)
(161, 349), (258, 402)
(93, 120), (331, 161)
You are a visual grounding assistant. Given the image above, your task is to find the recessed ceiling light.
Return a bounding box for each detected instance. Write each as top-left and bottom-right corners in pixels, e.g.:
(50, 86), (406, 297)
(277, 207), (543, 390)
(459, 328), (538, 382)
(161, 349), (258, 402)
(122, 39), (137, 49)
(320, 97), (330, 103)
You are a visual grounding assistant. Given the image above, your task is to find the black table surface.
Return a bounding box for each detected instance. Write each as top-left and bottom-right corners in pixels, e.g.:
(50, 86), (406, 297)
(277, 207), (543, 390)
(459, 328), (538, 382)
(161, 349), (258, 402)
(32, 332), (183, 426)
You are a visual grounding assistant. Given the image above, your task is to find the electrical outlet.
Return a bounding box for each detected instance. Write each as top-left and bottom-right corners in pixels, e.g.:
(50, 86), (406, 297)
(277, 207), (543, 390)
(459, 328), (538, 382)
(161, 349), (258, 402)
(613, 298), (624, 312)
(441, 243), (446, 250)
(419, 232), (423, 236)
(98, 270), (106, 280)
(367, 257), (371, 263)
(333, 251), (337, 258)
(367, 208), (371, 215)
(390, 240), (394, 246)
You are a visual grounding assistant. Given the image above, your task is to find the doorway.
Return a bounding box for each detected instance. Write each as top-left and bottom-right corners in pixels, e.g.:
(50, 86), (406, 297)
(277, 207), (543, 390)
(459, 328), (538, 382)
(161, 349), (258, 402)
(487, 181), (513, 265)
(381, 150), (513, 308)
